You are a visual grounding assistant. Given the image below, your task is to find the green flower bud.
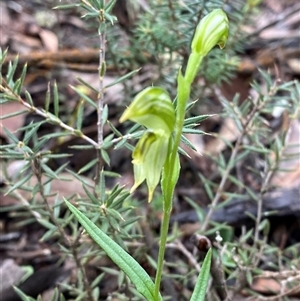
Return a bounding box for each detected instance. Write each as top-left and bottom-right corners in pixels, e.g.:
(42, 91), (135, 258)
(120, 87), (175, 202)
(120, 87), (175, 135)
(191, 9), (229, 57)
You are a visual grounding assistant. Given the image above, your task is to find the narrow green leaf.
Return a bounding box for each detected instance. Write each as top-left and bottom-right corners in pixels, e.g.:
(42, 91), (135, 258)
(53, 4), (81, 10)
(76, 99), (84, 131)
(37, 218), (56, 230)
(107, 120), (122, 136)
(245, 186), (259, 201)
(78, 158), (98, 174)
(121, 216), (140, 228)
(50, 288), (59, 301)
(82, 183), (100, 205)
(6, 55), (19, 85)
(180, 134), (198, 152)
(53, 195), (61, 219)
(53, 81), (59, 117)
(41, 153), (72, 159)
(23, 124), (41, 145)
(91, 273), (104, 288)
(101, 149), (110, 165)
(104, 68), (140, 89)
(5, 173), (31, 195)
(184, 114), (213, 126)
(102, 170), (121, 177)
(13, 286), (35, 301)
(185, 99), (198, 111)
(0, 110), (28, 119)
(41, 163), (59, 179)
(99, 0), (104, 8)
(105, 0), (117, 13)
(242, 145), (271, 154)
(18, 63), (27, 94)
(65, 169), (94, 188)
(40, 228), (58, 242)
(0, 48), (8, 64)
(24, 90), (34, 107)
(98, 168), (106, 202)
(65, 200), (162, 301)
(13, 78), (22, 94)
(182, 128), (206, 135)
(68, 144), (95, 149)
(70, 85), (97, 109)
(114, 138), (129, 149)
(105, 185), (123, 207)
(3, 126), (19, 143)
(184, 197), (205, 222)
(109, 191), (129, 210)
(190, 248), (212, 301)
(161, 152), (180, 208)
(199, 173), (214, 201)
(44, 82), (50, 112)
(77, 76), (99, 93)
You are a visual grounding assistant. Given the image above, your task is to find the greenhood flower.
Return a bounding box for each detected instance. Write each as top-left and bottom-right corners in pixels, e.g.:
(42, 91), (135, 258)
(131, 130), (169, 202)
(192, 9), (229, 56)
(185, 9), (229, 84)
(120, 87), (175, 135)
(120, 87), (175, 202)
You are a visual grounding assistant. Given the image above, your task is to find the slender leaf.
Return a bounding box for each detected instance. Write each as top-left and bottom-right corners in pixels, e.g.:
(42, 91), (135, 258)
(53, 81), (59, 117)
(76, 99), (84, 131)
(70, 85), (97, 109)
(5, 173), (31, 195)
(44, 83), (51, 111)
(77, 76), (99, 93)
(65, 200), (162, 301)
(0, 110), (28, 119)
(13, 287), (35, 301)
(104, 68), (141, 89)
(190, 248), (212, 301)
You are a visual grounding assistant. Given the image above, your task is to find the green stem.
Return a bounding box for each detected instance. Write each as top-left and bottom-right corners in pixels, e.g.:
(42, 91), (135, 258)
(154, 56), (203, 300)
(154, 205), (171, 299)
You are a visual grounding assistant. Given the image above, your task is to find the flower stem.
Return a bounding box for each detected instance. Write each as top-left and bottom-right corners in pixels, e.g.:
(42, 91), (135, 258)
(154, 206), (171, 299)
(153, 10), (228, 296)
(154, 57), (203, 299)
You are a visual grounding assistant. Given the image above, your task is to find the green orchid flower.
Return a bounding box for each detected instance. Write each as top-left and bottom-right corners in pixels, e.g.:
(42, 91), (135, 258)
(120, 87), (175, 135)
(120, 87), (175, 202)
(185, 9), (229, 84)
(192, 8), (229, 56)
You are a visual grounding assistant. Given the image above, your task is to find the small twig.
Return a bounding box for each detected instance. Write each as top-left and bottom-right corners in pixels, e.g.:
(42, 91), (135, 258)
(257, 284), (300, 301)
(95, 10), (106, 187)
(201, 87), (269, 232)
(11, 189), (42, 220)
(97, 14), (106, 147)
(167, 239), (201, 272)
(252, 79), (286, 262)
(0, 81), (99, 148)
(31, 157), (94, 301)
(225, 248), (248, 301)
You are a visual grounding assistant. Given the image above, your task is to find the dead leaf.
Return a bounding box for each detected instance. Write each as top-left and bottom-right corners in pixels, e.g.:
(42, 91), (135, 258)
(251, 277), (281, 294)
(0, 259), (26, 292)
(39, 29), (59, 52)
